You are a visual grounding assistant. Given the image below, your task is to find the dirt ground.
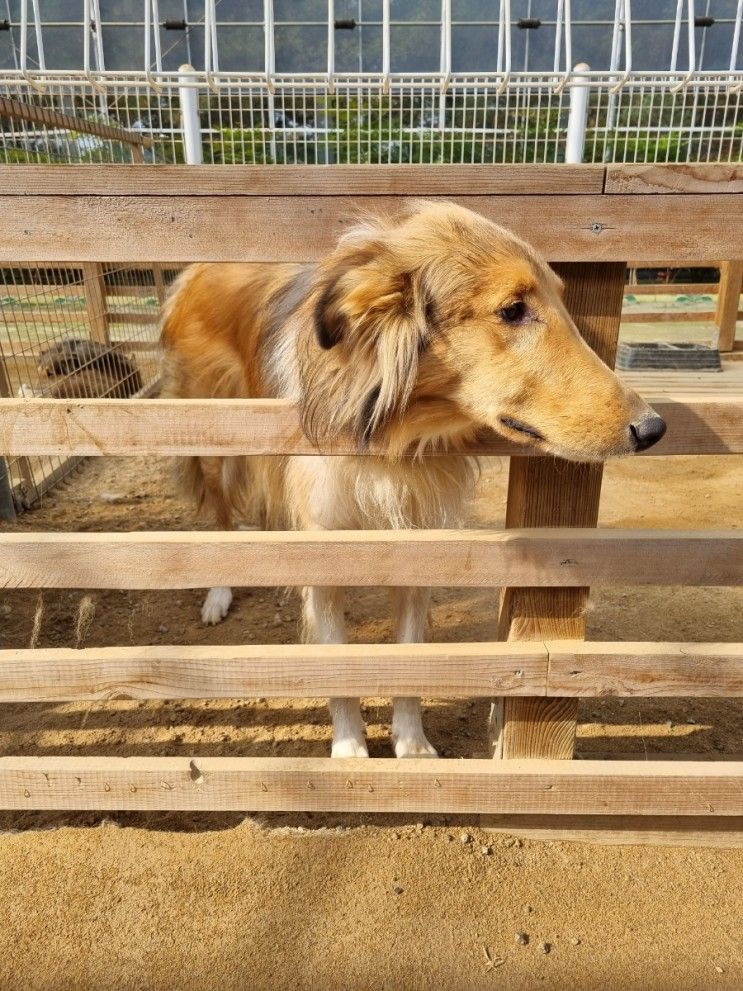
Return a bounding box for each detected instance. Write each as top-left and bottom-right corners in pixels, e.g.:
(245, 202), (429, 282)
(1, 452), (742, 990)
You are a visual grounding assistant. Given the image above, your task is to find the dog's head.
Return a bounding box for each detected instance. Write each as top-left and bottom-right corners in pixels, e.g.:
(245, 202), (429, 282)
(301, 200), (665, 460)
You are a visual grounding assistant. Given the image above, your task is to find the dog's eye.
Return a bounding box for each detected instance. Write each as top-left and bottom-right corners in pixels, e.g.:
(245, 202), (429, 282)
(498, 300), (528, 324)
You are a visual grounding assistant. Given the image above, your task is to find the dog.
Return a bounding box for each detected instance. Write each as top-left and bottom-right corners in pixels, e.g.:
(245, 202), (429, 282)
(161, 200), (666, 758)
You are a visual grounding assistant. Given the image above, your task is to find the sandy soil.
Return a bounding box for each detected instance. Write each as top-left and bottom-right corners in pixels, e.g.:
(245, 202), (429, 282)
(0, 452), (742, 990)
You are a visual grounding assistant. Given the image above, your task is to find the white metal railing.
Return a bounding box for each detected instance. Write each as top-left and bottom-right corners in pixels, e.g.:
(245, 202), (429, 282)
(0, 3), (741, 166)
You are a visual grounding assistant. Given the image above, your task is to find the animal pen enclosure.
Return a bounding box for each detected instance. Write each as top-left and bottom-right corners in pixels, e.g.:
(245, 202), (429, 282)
(0, 162), (741, 842)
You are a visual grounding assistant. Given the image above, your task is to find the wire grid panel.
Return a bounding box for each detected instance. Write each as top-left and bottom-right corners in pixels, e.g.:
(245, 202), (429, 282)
(3, 72), (741, 165)
(0, 264), (167, 509)
(0, 80), (164, 163)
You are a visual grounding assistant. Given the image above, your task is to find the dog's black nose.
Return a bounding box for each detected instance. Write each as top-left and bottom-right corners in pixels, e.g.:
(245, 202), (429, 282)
(630, 414), (667, 452)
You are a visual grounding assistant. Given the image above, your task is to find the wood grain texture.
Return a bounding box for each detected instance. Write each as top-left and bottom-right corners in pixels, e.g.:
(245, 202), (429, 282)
(106, 311), (158, 325)
(2, 195), (741, 263)
(1, 164), (606, 196)
(0, 642), (547, 702)
(0, 97), (153, 148)
(494, 262), (626, 761)
(0, 529), (739, 590)
(605, 164), (743, 194)
(621, 310), (722, 324)
(482, 814), (743, 848)
(0, 640), (738, 702)
(0, 757), (740, 814)
(1, 396), (740, 457)
(547, 641), (743, 698)
(714, 261), (743, 352)
(80, 262), (109, 344)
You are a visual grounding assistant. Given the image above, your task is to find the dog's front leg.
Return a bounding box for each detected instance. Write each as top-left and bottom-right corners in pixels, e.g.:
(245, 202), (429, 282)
(303, 585), (368, 758)
(391, 587), (438, 758)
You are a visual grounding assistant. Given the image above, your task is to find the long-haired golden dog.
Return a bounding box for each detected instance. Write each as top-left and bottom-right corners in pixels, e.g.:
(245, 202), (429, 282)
(162, 200), (666, 758)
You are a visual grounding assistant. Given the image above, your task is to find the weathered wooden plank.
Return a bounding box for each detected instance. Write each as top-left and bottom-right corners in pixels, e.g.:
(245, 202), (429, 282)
(80, 262), (109, 344)
(493, 261), (626, 761)
(0, 641), (740, 703)
(715, 261), (743, 352)
(625, 282), (719, 296)
(547, 641), (743, 697)
(482, 814), (743, 848)
(0, 529), (739, 590)
(107, 311), (159, 325)
(1, 396), (739, 457)
(605, 164), (743, 194)
(0, 97), (153, 148)
(0, 756), (740, 814)
(1, 195), (740, 263)
(0, 642), (547, 702)
(621, 310), (722, 323)
(0, 164), (606, 196)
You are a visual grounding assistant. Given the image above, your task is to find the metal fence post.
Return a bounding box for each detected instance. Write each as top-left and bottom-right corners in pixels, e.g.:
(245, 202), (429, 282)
(178, 63), (203, 165)
(565, 62), (590, 164)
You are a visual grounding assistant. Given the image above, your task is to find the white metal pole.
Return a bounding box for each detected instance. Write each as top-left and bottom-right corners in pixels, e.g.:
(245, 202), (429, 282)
(31, 0), (44, 70)
(327, 0), (335, 92)
(731, 0), (743, 71)
(264, 0), (277, 162)
(565, 62), (590, 163)
(382, 0), (390, 91)
(178, 63), (203, 165)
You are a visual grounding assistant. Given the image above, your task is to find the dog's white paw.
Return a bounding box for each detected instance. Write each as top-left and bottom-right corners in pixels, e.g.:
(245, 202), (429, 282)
(201, 586), (233, 625)
(331, 737), (369, 758)
(393, 735), (439, 759)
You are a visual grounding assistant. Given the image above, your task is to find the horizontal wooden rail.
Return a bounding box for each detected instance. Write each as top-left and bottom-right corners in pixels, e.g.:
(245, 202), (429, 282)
(6, 164), (742, 198)
(3, 164), (607, 196)
(622, 310), (743, 324)
(2, 194), (740, 263)
(1, 529), (739, 589)
(0, 97), (153, 149)
(0, 642), (545, 701)
(0, 641), (739, 703)
(1, 756), (741, 814)
(1, 396), (740, 457)
(546, 641), (743, 697)
(604, 164), (743, 195)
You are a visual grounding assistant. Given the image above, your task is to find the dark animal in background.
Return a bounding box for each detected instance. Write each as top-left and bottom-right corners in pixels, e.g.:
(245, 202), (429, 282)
(19, 338), (142, 399)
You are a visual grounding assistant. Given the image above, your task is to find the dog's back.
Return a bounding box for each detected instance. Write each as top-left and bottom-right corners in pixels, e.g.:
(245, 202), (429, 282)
(161, 262), (304, 528)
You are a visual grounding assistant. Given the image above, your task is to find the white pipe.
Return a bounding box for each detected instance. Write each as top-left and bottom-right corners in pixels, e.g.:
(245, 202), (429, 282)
(263, 0), (277, 160)
(31, 0), (44, 70)
(92, 0), (105, 72)
(327, 0), (335, 92)
(671, 0), (683, 72)
(152, 0), (163, 73)
(496, 0), (511, 93)
(440, 0), (451, 93)
(382, 0), (390, 91)
(732, 0), (743, 71)
(565, 62), (590, 163)
(19, 0), (28, 72)
(178, 63), (203, 164)
(553, 0), (563, 74)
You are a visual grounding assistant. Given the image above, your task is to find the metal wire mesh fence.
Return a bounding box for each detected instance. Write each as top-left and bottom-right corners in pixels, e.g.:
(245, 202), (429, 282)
(2, 71), (741, 166)
(0, 264), (170, 513)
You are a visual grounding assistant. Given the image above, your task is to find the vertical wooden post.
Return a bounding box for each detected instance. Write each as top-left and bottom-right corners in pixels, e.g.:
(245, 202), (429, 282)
(81, 263), (110, 344)
(491, 262), (626, 760)
(714, 261), (743, 352)
(0, 349), (21, 518)
(152, 265), (167, 306)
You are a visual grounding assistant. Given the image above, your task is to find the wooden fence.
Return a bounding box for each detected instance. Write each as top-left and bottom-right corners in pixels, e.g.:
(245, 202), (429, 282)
(623, 260), (742, 351)
(0, 163), (742, 841)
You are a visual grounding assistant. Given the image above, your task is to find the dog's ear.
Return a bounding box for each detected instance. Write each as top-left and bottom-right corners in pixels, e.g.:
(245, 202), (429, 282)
(305, 250), (432, 446)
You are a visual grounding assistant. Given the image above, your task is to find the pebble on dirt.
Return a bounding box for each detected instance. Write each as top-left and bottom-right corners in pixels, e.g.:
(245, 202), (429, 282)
(538, 942), (552, 955)
(515, 932), (529, 946)
(460, 832), (472, 845)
